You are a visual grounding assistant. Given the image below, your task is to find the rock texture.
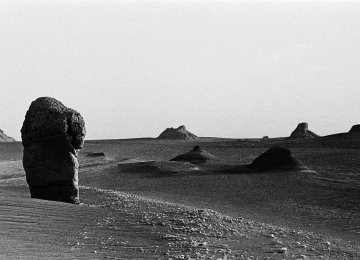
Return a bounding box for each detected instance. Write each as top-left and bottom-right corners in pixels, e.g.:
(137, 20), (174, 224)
(249, 146), (308, 171)
(349, 124), (360, 133)
(157, 125), (198, 140)
(21, 97), (86, 204)
(170, 146), (216, 165)
(0, 129), (16, 142)
(288, 122), (318, 139)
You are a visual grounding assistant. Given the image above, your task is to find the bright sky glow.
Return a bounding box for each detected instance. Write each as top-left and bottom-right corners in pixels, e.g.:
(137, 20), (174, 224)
(0, 0), (359, 140)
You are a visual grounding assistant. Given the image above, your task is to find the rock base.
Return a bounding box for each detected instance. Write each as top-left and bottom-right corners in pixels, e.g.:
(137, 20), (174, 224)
(29, 182), (79, 204)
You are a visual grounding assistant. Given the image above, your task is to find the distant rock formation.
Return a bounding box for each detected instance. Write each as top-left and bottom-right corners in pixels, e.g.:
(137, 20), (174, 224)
(0, 129), (15, 142)
(157, 125), (198, 140)
(349, 124), (360, 133)
(249, 146), (309, 171)
(288, 122), (318, 139)
(170, 146), (216, 165)
(21, 97), (86, 204)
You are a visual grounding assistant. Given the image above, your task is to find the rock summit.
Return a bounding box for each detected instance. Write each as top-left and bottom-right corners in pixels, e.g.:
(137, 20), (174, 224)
(157, 125), (198, 140)
(349, 124), (360, 133)
(288, 122), (318, 139)
(0, 129), (15, 142)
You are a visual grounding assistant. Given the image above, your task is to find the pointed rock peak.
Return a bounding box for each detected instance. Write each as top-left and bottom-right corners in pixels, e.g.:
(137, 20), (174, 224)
(288, 122), (318, 140)
(249, 146), (310, 172)
(296, 122), (309, 131)
(0, 129), (16, 142)
(349, 124), (360, 133)
(177, 125), (187, 131)
(157, 125), (198, 140)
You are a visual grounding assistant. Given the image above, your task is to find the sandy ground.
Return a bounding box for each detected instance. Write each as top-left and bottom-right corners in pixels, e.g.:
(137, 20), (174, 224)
(0, 139), (359, 259)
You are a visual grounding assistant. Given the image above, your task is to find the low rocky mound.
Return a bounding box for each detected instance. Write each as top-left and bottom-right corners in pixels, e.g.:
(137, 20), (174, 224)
(349, 124), (360, 133)
(118, 160), (200, 174)
(249, 146), (309, 171)
(0, 129), (15, 142)
(170, 146), (216, 165)
(288, 122), (318, 139)
(157, 125), (198, 140)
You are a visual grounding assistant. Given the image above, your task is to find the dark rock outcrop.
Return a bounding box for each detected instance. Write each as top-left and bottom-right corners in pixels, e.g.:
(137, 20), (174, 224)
(249, 146), (308, 171)
(170, 146), (216, 165)
(21, 97), (86, 204)
(288, 122), (318, 139)
(157, 125), (198, 140)
(0, 129), (16, 142)
(349, 124), (360, 133)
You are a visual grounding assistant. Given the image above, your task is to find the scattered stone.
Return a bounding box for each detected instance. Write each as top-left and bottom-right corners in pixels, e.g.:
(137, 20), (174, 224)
(288, 122), (319, 139)
(21, 97), (86, 204)
(157, 125), (198, 140)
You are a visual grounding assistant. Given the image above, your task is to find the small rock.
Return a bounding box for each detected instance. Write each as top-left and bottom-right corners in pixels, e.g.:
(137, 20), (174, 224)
(277, 247), (288, 253)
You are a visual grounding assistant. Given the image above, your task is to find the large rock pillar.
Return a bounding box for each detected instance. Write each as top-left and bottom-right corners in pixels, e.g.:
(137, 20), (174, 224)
(21, 97), (86, 204)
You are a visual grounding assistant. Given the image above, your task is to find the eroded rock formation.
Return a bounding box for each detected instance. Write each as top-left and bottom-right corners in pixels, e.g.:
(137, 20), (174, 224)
(0, 129), (16, 142)
(157, 125), (198, 140)
(288, 122), (318, 139)
(21, 97), (86, 204)
(249, 146), (308, 171)
(170, 146), (216, 165)
(349, 124), (360, 133)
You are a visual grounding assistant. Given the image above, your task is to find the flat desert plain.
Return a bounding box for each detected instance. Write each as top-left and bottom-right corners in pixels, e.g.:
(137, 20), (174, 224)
(0, 134), (359, 259)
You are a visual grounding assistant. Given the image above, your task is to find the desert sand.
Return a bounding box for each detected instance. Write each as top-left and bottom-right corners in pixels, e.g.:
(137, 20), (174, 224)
(0, 133), (359, 259)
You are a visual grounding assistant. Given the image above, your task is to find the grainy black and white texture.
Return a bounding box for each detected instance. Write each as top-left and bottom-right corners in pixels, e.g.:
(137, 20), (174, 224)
(21, 97), (86, 204)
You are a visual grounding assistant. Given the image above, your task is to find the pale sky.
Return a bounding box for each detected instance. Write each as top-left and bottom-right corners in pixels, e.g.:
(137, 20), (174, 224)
(0, 0), (359, 140)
